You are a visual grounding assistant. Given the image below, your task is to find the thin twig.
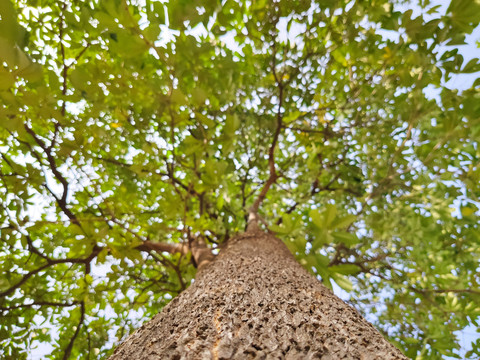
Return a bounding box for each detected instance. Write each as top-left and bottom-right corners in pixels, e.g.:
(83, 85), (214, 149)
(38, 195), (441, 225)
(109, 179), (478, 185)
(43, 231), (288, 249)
(62, 301), (85, 360)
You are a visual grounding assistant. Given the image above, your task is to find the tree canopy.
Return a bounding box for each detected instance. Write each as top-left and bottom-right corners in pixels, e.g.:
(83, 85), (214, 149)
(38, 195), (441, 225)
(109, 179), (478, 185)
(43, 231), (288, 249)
(0, 0), (479, 358)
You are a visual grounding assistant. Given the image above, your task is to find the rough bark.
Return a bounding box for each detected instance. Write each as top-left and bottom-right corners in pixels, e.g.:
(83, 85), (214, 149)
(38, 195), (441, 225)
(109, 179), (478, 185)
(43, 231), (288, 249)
(110, 230), (407, 359)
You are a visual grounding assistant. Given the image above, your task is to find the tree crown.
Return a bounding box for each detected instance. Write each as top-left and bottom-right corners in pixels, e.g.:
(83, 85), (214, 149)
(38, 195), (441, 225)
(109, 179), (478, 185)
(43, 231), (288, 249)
(0, 0), (479, 358)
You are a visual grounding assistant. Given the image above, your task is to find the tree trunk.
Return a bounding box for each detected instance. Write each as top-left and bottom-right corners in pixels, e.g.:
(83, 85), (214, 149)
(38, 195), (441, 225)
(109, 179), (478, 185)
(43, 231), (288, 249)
(110, 230), (406, 359)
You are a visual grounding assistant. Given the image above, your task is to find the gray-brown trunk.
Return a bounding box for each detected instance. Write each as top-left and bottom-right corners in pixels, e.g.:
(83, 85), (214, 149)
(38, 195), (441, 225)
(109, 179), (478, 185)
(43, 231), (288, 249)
(110, 230), (406, 359)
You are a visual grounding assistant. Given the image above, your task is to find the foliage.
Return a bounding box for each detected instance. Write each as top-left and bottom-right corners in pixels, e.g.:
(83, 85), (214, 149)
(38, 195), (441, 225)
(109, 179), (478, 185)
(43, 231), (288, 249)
(0, 0), (479, 358)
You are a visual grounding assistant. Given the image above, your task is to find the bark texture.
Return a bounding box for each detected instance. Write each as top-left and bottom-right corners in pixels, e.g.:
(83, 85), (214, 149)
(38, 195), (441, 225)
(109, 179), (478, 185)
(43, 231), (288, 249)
(110, 230), (407, 359)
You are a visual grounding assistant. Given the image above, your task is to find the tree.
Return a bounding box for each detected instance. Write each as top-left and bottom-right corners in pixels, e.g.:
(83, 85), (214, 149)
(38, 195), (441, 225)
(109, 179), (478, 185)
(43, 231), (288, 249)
(110, 229), (406, 359)
(0, 0), (479, 358)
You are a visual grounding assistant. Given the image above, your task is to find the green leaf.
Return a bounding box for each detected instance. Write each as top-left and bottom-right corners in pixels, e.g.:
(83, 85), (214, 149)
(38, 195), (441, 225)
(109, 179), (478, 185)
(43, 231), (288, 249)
(329, 264), (361, 275)
(324, 204), (337, 227)
(17, 62), (43, 83)
(316, 267), (332, 289)
(0, 112), (23, 132)
(0, 0), (24, 45)
(96, 248), (109, 264)
(310, 209), (323, 228)
(330, 214), (356, 229)
(70, 66), (90, 91)
(170, 88), (186, 105)
(331, 232), (360, 246)
(270, 224), (290, 234)
(448, 0), (480, 32)
(191, 88), (208, 105)
(313, 252), (330, 267)
(462, 58), (480, 73)
(224, 114), (240, 138)
(0, 69), (15, 90)
(95, 11), (118, 30)
(461, 205), (476, 217)
(284, 236), (307, 253)
(109, 30), (149, 58)
(311, 229), (333, 249)
(331, 273), (353, 292)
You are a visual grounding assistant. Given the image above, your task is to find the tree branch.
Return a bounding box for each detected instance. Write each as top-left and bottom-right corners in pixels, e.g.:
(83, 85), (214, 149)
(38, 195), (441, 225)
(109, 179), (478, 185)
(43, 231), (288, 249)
(23, 125), (81, 227)
(136, 240), (189, 256)
(0, 246), (102, 298)
(248, 48), (284, 230)
(62, 301), (85, 360)
(189, 236), (215, 270)
(0, 300), (79, 313)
